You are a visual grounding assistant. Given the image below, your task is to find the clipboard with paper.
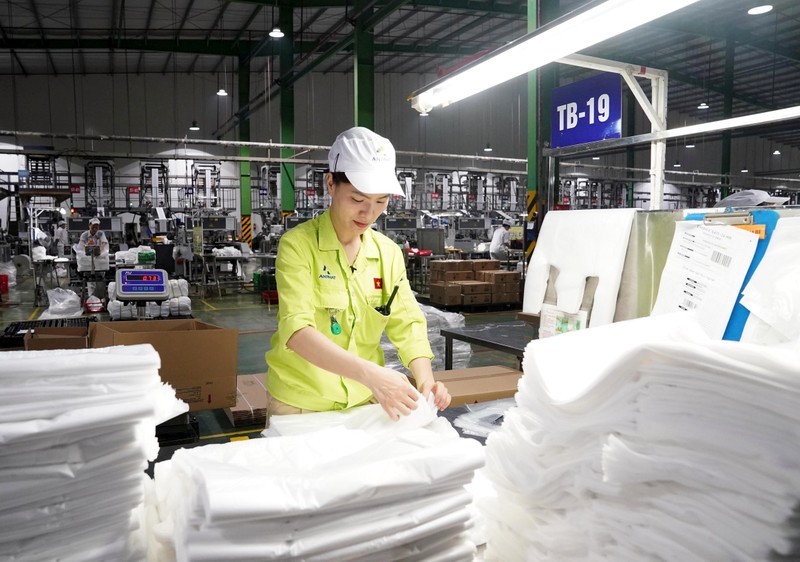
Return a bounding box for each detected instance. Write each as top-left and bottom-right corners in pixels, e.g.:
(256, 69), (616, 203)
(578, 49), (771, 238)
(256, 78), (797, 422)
(651, 209), (779, 340)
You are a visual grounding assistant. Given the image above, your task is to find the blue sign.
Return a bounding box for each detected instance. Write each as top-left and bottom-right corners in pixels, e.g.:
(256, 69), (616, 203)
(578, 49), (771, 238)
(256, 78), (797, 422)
(551, 73), (622, 149)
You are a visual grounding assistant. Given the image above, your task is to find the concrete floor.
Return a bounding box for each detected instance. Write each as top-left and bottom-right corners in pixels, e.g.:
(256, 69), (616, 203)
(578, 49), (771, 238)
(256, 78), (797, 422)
(1, 273), (525, 443)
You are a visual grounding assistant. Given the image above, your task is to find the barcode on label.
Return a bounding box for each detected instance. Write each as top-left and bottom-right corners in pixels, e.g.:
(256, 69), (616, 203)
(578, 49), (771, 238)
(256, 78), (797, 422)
(679, 299), (698, 311)
(711, 250), (732, 267)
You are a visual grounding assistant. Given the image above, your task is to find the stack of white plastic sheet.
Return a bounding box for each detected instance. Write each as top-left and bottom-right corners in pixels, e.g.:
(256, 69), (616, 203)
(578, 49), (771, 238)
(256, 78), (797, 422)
(148, 398), (484, 562)
(0, 345), (187, 561)
(481, 313), (800, 561)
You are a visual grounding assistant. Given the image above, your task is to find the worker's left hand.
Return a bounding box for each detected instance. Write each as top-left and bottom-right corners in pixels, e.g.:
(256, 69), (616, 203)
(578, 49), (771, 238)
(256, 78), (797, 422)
(419, 380), (451, 411)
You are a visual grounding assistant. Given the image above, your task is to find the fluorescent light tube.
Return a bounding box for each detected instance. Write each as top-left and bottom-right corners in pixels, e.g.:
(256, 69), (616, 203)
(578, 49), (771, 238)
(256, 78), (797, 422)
(409, 0), (701, 113)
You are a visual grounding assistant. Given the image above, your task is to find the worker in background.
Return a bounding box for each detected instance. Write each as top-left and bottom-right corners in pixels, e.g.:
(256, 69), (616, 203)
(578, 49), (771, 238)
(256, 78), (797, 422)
(54, 220), (69, 257)
(490, 219), (512, 261)
(265, 126), (451, 425)
(79, 217), (109, 254)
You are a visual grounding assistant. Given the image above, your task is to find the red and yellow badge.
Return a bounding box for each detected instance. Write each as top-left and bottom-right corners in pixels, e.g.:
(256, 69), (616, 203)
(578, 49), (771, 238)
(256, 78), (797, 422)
(373, 278), (383, 290)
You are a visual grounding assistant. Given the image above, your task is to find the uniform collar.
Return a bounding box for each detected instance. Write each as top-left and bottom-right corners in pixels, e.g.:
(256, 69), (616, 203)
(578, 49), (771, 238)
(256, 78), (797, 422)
(318, 210), (380, 260)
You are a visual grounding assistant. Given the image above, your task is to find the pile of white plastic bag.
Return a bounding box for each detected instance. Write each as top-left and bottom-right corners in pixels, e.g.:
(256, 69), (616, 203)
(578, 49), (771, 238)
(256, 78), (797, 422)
(107, 278), (192, 320)
(480, 312), (800, 561)
(211, 246), (241, 257)
(147, 396), (485, 562)
(0, 345), (187, 561)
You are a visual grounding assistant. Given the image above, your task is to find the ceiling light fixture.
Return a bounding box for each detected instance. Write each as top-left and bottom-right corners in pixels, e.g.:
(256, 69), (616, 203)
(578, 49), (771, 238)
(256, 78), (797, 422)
(269, 27), (284, 38)
(217, 88), (228, 96)
(772, 149), (781, 155)
(741, 165), (749, 173)
(747, 4), (773, 15)
(483, 143), (493, 153)
(673, 160), (681, 168)
(685, 142), (695, 148)
(189, 120), (200, 131)
(419, 111), (429, 117)
(697, 101), (709, 110)
(409, 0), (701, 113)
(592, 156), (601, 160)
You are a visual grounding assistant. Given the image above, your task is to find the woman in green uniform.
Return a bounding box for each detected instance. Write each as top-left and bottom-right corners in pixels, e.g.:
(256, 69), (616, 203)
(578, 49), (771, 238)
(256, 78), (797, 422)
(265, 127), (451, 423)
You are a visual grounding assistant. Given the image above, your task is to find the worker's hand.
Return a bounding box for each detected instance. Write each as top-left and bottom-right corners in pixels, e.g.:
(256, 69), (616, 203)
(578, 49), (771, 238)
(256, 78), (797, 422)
(366, 365), (419, 421)
(419, 380), (452, 411)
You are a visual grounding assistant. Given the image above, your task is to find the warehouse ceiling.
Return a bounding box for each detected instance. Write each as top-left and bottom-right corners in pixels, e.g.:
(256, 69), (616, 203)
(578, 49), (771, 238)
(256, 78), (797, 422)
(1, 0), (799, 148)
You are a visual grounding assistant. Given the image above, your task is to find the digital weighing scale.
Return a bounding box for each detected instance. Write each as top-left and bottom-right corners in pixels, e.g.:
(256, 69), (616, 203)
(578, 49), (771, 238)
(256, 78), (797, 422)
(115, 269), (170, 319)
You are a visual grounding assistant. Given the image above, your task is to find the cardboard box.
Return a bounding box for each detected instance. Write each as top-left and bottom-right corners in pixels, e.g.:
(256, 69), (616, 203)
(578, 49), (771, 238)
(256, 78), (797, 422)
(429, 282), (462, 305)
(471, 259), (501, 271)
(90, 319), (237, 411)
(490, 281), (520, 294)
(430, 260), (463, 272)
(461, 293), (491, 305)
(456, 260), (475, 271)
(24, 327), (89, 350)
(439, 270), (474, 282)
(433, 365), (522, 406)
(453, 280), (492, 295)
(478, 270), (521, 284)
(224, 374), (268, 427)
(492, 292), (520, 304)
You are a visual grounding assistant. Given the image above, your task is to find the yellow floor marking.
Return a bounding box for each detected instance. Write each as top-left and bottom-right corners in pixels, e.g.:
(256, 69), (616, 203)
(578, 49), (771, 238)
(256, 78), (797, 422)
(200, 299), (218, 310)
(229, 436), (250, 442)
(200, 430), (262, 440)
(27, 308), (40, 320)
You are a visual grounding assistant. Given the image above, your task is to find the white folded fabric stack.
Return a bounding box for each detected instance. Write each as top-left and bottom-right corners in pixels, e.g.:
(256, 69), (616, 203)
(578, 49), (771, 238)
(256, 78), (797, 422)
(0, 345), (187, 561)
(149, 399), (484, 562)
(481, 313), (800, 561)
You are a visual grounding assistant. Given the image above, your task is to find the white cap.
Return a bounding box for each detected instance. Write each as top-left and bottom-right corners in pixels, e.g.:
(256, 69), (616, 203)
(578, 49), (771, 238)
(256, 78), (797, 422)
(502, 219), (512, 227)
(328, 127), (404, 196)
(89, 217), (101, 225)
(714, 189), (789, 208)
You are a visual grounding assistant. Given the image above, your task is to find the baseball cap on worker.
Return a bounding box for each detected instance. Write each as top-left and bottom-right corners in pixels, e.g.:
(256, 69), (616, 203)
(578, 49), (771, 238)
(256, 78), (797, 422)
(328, 127), (404, 197)
(89, 217), (100, 225)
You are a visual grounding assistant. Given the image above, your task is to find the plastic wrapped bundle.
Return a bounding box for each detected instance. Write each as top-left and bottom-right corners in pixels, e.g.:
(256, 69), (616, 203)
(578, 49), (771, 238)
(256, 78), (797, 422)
(0, 345), (187, 561)
(168, 296), (191, 317)
(146, 301), (162, 319)
(480, 313), (800, 561)
(161, 301), (171, 318)
(381, 303), (471, 373)
(147, 398), (484, 562)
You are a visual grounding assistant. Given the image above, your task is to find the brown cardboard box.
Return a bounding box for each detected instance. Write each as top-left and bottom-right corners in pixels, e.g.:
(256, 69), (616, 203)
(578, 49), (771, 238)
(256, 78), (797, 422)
(441, 270), (474, 282)
(490, 281), (520, 294)
(430, 260), (463, 272)
(478, 270), (521, 284)
(224, 374), (268, 427)
(453, 280), (492, 295)
(429, 282), (462, 305)
(471, 259), (501, 271)
(461, 293), (491, 305)
(24, 327), (89, 350)
(90, 319), (238, 411)
(491, 292), (520, 304)
(456, 260), (475, 271)
(433, 365), (522, 406)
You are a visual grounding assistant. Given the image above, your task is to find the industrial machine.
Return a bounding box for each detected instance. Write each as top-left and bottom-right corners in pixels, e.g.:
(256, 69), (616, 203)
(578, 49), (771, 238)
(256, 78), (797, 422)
(132, 161), (170, 210)
(85, 161), (114, 211)
(190, 162), (221, 209)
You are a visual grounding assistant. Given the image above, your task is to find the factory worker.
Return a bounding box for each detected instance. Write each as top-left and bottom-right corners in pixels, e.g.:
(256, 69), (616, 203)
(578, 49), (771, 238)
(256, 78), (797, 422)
(54, 220), (69, 257)
(265, 126), (451, 424)
(79, 217), (109, 254)
(489, 219), (512, 261)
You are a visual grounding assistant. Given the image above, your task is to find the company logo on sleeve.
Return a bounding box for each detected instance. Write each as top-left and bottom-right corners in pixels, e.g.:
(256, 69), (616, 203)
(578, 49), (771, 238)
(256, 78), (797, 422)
(319, 265), (337, 280)
(374, 278), (383, 290)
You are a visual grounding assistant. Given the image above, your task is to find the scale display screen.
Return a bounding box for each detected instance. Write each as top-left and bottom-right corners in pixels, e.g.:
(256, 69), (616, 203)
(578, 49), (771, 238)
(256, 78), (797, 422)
(115, 269), (169, 301)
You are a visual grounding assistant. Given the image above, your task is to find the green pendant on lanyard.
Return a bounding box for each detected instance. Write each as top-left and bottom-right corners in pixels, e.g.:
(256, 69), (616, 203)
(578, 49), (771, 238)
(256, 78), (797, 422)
(328, 309), (342, 335)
